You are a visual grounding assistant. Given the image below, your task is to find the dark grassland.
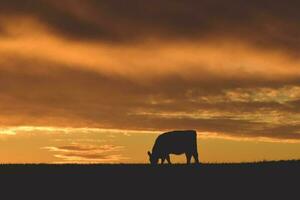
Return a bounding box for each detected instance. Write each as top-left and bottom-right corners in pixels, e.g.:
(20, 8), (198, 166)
(0, 160), (299, 198)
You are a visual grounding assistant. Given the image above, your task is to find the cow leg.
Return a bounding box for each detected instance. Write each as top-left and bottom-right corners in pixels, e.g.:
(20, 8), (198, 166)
(185, 153), (192, 165)
(166, 155), (172, 164)
(193, 152), (200, 164)
(161, 157), (165, 164)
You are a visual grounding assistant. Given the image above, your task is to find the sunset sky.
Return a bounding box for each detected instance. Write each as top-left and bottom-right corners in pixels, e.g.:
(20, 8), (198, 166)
(1, 0), (300, 163)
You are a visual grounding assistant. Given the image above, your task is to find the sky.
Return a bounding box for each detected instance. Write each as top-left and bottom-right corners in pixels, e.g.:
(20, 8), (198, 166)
(1, 0), (300, 163)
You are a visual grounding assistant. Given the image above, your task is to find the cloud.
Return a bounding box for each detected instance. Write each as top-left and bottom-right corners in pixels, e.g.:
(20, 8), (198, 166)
(1, 0), (300, 52)
(43, 144), (127, 163)
(0, 58), (300, 140)
(44, 144), (123, 152)
(0, 0), (300, 142)
(1, 26), (300, 81)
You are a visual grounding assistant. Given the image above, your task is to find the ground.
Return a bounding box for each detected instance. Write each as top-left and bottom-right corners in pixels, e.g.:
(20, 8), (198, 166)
(0, 160), (299, 198)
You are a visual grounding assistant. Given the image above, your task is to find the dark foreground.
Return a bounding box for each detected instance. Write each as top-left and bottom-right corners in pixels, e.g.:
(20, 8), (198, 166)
(0, 160), (299, 198)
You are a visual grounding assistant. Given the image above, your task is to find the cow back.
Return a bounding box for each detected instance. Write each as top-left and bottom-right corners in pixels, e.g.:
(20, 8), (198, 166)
(152, 130), (197, 156)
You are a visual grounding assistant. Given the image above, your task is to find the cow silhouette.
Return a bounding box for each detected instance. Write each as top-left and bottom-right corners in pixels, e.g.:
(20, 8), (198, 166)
(148, 130), (200, 165)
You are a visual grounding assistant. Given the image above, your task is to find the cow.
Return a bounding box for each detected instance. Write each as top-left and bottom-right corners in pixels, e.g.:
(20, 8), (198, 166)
(147, 130), (200, 165)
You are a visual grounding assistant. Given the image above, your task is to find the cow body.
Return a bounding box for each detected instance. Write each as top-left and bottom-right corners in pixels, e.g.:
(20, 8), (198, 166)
(148, 130), (199, 165)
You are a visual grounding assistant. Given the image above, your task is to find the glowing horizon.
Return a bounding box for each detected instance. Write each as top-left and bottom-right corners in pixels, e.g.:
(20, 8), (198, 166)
(0, 126), (300, 163)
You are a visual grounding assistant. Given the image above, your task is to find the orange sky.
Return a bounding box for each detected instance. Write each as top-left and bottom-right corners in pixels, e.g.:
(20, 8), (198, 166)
(0, 1), (300, 163)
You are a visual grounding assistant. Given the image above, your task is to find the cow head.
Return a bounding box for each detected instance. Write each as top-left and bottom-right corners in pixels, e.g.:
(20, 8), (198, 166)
(148, 151), (159, 165)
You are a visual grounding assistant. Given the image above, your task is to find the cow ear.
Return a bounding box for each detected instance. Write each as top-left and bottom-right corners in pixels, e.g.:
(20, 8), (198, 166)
(147, 151), (152, 157)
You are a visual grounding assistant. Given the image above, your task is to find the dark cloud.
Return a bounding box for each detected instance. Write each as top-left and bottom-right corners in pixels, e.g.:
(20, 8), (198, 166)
(1, 0), (300, 53)
(57, 145), (99, 152)
(1, 56), (300, 140)
(62, 152), (110, 160)
(0, 1), (109, 39)
(287, 100), (300, 112)
(254, 125), (300, 140)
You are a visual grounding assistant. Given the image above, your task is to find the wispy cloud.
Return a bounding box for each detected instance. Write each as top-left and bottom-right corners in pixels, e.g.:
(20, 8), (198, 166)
(0, 126), (160, 136)
(42, 144), (127, 163)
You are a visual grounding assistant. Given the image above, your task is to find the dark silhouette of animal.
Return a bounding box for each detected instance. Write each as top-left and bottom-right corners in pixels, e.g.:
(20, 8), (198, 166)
(148, 130), (199, 165)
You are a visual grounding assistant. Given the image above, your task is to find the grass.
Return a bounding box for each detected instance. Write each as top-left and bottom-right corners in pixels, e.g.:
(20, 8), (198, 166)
(0, 160), (299, 198)
(1, 159), (300, 166)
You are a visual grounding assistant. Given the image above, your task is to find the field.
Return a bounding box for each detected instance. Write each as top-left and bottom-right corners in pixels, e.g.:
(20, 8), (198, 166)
(0, 160), (299, 198)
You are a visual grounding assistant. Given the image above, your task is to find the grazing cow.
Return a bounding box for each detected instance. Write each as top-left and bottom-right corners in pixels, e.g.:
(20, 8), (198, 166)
(148, 130), (200, 165)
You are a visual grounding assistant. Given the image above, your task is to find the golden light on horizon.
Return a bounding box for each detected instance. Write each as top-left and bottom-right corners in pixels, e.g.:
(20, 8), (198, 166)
(0, 126), (300, 163)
